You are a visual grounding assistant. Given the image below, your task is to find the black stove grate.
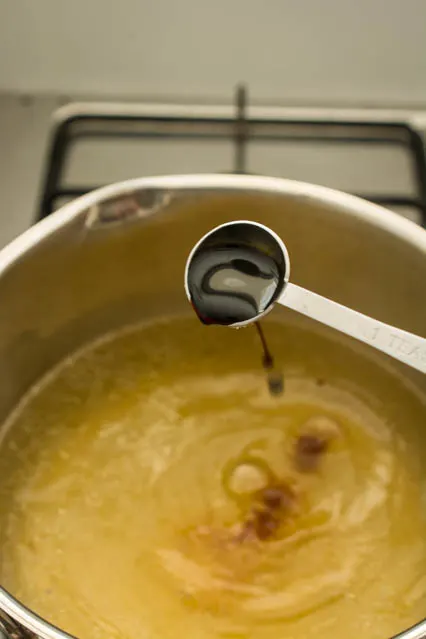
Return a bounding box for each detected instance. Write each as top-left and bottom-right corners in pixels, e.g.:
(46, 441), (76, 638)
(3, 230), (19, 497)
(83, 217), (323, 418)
(37, 87), (426, 227)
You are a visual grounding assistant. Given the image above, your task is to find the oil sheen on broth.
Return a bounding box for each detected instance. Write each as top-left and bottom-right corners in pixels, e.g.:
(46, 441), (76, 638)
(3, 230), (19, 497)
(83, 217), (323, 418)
(0, 317), (425, 639)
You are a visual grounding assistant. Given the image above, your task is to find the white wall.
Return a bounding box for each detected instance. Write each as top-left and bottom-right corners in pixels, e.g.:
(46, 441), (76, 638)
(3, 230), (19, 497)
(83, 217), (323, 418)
(1, 1), (426, 246)
(0, 96), (59, 244)
(1, 0), (426, 106)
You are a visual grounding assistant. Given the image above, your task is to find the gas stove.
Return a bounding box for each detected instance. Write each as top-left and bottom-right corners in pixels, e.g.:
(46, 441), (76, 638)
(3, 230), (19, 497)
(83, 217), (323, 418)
(37, 87), (426, 228)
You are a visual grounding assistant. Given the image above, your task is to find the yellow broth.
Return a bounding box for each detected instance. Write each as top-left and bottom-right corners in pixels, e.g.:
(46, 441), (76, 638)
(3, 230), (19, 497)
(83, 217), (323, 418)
(0, 317), (425, 639)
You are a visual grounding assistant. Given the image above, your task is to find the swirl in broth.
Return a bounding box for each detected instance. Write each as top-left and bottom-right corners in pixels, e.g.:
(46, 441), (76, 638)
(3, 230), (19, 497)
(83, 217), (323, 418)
(0, 317), (425, 639)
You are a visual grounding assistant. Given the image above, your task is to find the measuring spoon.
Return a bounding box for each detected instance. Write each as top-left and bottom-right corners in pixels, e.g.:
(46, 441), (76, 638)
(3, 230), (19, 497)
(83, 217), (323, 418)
(184, 220), (426, 374)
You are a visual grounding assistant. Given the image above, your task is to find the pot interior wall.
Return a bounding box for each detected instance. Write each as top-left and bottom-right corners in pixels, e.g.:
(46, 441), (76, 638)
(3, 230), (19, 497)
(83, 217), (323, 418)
(0, 187), (424, 424)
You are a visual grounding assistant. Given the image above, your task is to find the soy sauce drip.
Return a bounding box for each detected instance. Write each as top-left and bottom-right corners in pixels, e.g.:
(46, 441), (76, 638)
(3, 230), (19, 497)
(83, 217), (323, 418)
(186, 235), (285, 396)
(255, 322), (284, 396)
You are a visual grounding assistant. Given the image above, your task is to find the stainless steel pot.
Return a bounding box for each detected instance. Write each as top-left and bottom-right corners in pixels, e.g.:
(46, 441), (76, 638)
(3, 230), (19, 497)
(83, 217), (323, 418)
(0, 174), (424, 639)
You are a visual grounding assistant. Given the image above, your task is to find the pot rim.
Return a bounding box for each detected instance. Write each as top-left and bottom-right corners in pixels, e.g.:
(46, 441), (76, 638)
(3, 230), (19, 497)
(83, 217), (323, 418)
(0, 174), (425, 639)
(0, 174), (425, 282)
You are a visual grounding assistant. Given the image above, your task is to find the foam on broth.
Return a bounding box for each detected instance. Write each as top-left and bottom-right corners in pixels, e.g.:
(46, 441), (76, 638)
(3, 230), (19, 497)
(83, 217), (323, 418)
(0, 317), (425, 639)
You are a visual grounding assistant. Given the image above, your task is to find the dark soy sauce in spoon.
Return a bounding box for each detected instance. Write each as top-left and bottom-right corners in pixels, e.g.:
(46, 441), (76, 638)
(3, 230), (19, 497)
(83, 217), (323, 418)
(186, 240), (284, 395)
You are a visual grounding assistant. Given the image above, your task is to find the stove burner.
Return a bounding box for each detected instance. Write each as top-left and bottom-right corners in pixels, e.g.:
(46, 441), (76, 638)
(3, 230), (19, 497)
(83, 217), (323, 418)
(37, 87), (426, 228)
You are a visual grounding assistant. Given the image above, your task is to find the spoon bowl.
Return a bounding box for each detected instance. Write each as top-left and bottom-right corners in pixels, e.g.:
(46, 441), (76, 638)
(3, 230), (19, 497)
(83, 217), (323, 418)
(184, 220), (289, 327)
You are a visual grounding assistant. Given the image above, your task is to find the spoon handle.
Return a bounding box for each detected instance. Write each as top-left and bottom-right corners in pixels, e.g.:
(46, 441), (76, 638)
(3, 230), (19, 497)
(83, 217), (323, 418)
(278, 283), (426, 374)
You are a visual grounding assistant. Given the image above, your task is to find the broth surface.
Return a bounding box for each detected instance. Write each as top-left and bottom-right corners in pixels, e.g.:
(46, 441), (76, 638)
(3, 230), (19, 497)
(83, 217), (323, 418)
(0, 317), (425, 639)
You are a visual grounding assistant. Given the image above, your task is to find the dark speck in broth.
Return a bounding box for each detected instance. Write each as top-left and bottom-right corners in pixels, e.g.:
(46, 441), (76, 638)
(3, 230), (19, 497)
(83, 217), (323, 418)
(294, 433), (329, 473)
